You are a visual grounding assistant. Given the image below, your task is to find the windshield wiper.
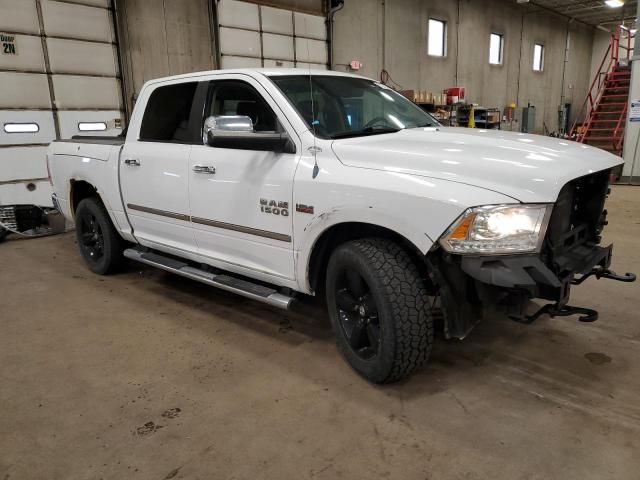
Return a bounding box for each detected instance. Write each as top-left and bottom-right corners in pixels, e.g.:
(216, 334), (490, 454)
(330, 126), (400, 139)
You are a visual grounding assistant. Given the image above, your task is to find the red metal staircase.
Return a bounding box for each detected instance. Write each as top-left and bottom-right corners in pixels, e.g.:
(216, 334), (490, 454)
(571, 27), (635, 156)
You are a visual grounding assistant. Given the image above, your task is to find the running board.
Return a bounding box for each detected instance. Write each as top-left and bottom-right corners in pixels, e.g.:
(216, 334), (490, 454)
(123, 248), (294, 310)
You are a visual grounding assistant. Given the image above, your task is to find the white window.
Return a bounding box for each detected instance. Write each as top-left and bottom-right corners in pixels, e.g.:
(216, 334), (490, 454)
(533, 43), (545, 71)
(4, 123), (39, 133)
(78, 122), (107, 132)
(428, 19), (447, 57)
(489, 33), (504, 65)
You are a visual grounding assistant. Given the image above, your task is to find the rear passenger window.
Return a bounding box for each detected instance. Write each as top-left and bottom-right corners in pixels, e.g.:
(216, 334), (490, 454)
(139, 82), (198, 142)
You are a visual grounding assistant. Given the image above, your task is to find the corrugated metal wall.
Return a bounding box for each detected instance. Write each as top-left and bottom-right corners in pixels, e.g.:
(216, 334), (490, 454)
(114, 0), (216, 116)
(0, 0), (124, 208)
(217, 0), (328, 70)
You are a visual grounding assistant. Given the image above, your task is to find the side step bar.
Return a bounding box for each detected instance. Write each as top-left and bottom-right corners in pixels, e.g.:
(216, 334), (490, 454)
(123, 248), (294, 310)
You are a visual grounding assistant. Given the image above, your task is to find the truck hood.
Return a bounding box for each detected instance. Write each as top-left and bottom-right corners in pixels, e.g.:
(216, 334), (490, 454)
(331, 127), (623, 203)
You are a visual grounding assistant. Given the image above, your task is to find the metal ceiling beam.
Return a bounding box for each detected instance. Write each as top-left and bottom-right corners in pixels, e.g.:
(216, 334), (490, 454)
(517, 1), (598, 27)
(515, 0), (638, 26)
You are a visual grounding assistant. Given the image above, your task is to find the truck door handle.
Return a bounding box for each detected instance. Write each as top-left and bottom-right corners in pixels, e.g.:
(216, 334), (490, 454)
(193, 165), (216, 174)
(124, 158), (140, 166)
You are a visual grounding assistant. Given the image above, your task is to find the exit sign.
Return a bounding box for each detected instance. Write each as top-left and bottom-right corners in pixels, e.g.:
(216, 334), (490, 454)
(1, 33), (17, 55)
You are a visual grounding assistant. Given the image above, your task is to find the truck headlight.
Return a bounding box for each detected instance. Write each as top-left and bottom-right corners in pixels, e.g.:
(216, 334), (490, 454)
(439, 204), (553, 254)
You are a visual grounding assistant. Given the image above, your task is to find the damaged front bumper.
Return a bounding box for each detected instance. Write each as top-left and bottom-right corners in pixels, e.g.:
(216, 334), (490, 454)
(461, 243), (635, 323)
(429, 169), (637, 339)
(429, 243), (635, 339)
(460, 242), (614, 303)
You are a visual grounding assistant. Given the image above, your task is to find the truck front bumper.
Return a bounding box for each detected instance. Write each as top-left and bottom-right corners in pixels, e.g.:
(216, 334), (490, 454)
(429, 242), (635, 339)
(459, 243), (614, 305)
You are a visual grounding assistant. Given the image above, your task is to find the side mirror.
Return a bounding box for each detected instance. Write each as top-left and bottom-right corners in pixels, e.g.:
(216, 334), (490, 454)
(204, 115), (295, 154)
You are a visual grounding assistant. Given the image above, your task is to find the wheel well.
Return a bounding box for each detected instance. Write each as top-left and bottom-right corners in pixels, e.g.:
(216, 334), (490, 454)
(307, 222), (430, 294)
(70, 180), (98, 216)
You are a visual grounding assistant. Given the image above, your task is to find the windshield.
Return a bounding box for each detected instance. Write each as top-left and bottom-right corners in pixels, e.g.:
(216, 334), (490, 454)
(269, 75), (440, 139)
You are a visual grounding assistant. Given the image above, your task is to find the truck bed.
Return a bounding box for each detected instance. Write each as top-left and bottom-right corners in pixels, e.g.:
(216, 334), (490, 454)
(49, 136), (124, 163)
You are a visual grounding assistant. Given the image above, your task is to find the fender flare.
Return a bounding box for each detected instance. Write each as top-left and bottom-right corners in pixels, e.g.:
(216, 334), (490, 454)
(296, 206), (435, 293)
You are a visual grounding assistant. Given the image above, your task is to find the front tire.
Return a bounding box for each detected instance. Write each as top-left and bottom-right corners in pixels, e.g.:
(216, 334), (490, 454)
(74, 197), (124, 274)
(326, 238), (433, 384)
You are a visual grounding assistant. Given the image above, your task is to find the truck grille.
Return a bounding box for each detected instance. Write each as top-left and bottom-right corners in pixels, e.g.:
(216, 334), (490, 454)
(543, 169), (611, 274)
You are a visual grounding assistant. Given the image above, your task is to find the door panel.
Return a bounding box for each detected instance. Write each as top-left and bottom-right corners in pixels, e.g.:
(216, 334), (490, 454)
(0, 0), (40, 34)
(0, 110), (56, 145)
(294, 37), (327, 64)
(46, 38), (118, 76)
(0, 72), (51, 108)
(219, 27), (261, 58)
(189, 146), (297, 279)
(52, 75), (122, 110)
(261, 6), (293, 35)
(120, 79), (202, 252)
(40, 0), (115, 43)
(0, 34), (45, 71)
(120, 141), (194, 251)
(0, 146), (48, 181)
(189, 77), (298, 280)
(294, 11), (326, 40)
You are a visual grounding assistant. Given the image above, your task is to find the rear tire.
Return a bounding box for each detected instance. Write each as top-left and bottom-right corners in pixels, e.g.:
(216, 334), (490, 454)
(0, 227), (8, 242)
(326, 238), (433, 384)
(74, 197), (125, 274)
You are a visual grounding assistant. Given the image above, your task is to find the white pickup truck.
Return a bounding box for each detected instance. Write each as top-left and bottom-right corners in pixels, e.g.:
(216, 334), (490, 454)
(47, 68), (635, 383)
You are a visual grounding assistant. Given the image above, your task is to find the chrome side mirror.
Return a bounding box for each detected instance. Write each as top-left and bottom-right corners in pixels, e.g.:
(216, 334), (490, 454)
(203, 115), (296, 154)
(203, 115), (253, 145)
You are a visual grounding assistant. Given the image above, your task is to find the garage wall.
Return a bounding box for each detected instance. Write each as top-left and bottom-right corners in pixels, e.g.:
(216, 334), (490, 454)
(515, 10), (594, 133)
(238, 0), (323, 15)
(114, 0), (326, 115)
(115, 0), (216, 116)
(217, 0), (328, 70)
(332, 0), (596, 134)
(0, 0), (123, 209)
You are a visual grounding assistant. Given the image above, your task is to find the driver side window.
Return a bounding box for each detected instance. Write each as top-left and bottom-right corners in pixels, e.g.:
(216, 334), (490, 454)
(206, 81), (279, 133)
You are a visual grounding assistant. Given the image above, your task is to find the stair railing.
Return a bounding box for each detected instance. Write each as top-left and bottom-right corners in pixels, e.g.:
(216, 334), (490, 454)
(612, 26), (634, 152)
(619, 25), (634, 64)
(613, 102), (628, 152)
(570, 30), (618, 140)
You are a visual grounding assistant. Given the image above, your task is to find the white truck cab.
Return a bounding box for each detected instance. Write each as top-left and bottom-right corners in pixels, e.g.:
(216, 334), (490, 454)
(47, 68), (635, 383)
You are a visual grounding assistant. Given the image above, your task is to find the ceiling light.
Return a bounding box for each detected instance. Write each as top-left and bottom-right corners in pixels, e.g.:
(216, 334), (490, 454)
(605, 0), (624, 7)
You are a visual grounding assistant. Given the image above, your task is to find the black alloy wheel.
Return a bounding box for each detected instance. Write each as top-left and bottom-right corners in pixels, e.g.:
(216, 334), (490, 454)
(78, 212), (105, 262)
(74, 197), (125, 274)
(334, 268), (381, 360)
(326, 238), (433, 384)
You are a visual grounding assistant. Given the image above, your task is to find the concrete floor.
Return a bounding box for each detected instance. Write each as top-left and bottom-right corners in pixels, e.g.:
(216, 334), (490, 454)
(1, 186), (639, 480)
